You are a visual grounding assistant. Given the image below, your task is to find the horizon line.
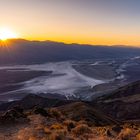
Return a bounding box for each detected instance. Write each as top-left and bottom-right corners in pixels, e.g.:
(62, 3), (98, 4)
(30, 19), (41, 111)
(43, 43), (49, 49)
(4, 38), (140, 48)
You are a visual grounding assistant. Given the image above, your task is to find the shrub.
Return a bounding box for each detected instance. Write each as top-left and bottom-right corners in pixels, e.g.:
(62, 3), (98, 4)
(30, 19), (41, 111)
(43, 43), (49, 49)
(77, 120), (88, 125)
(136, 133), (140, 140)
(95, 127), (107, 136)
(49, 108), (62, 119)
(49, 133), (65, 140)
(72, 124), (92, 136)
(63, 120), (76, 131)
(17, 126), (47, 140)
(32, 107), (49, 117)
(50, 123), (64, 130)
(44, 127), (51, 134)
(35, 124), (44, 130)
(118, 128), (135, 140)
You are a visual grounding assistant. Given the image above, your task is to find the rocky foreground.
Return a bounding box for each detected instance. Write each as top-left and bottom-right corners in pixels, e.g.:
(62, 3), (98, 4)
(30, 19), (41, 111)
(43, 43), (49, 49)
(0, 102), (140, 140)
(0, 81), (140, 140)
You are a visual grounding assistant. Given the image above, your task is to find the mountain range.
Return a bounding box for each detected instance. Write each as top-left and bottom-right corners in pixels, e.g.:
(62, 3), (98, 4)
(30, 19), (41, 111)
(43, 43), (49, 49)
(0, 39), (140, 64)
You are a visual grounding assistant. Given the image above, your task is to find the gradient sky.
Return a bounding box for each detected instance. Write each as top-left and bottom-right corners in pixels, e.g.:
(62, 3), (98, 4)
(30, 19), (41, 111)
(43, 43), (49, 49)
(0, 0), (140, 46)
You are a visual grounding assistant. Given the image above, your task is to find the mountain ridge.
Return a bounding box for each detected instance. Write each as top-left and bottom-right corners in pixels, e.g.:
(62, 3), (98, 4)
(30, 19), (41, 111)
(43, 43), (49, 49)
(0, 39), (140, 65)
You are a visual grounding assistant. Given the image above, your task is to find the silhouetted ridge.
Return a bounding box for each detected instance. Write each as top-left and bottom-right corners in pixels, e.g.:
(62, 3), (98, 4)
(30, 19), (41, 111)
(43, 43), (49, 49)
(0, 39), (140, 64)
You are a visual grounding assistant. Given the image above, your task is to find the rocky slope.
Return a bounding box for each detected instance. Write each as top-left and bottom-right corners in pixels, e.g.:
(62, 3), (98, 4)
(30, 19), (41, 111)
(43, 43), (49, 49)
(0, 81), (140, 139)
(0, 101), (140, 140)
(95, 81), (140, 121)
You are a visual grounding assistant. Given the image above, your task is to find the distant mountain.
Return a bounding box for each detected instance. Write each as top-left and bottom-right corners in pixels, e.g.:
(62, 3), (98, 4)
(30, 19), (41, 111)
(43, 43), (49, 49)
(0, 39), (140, 64)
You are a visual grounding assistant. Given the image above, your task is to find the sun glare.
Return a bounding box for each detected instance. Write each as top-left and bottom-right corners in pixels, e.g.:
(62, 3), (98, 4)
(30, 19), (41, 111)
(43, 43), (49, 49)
(0, 28), (18, 41)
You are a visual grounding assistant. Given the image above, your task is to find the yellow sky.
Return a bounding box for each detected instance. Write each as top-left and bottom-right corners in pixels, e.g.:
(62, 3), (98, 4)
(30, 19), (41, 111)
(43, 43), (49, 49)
(0, 0), (140, 46)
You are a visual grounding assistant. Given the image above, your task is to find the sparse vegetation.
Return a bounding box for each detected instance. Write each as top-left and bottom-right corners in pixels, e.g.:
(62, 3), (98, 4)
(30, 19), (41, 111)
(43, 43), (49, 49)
(63, 120), (76, 131)
(72, 124), (92, 136)
(48, 108), (63, 120)
(0, 103), (140, 140)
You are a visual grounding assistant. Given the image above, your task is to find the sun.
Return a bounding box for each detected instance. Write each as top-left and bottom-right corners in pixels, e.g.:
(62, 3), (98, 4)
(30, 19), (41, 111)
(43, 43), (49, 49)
(0, 28), (18, 41)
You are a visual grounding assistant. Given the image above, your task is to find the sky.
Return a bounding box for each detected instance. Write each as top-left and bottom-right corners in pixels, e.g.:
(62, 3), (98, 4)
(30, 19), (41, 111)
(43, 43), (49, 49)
(0, 0), (140, 46)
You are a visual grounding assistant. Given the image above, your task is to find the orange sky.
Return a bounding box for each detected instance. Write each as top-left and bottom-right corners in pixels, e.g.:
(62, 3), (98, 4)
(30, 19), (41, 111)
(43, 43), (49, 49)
(0, 0), (140, 46)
